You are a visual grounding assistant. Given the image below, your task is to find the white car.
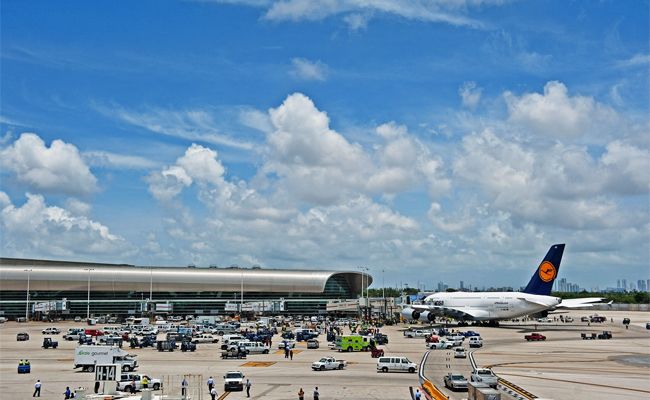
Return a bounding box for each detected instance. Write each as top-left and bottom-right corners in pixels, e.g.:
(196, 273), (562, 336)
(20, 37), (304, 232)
(454, 348), (467, 358)
(42, 327), (61, 335)
(312, 357), (347, 371)
(405, 329), (432, 338)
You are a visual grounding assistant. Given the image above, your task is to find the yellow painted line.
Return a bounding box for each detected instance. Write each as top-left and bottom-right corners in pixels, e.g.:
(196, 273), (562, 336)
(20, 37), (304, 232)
(240, 361), (276, 367)
(217, 392), (230, 400)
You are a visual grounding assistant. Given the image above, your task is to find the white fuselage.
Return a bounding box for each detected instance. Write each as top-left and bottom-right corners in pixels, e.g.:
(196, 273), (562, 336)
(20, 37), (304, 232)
(411, 291), (562, 321)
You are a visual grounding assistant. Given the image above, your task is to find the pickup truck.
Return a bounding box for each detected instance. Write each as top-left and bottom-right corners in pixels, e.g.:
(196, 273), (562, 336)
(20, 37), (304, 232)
(117, 373), (162, 392)
(191, 334), (219, 344)
(524, 332), (546, 341)
(470, 368), (498, 388)
(404, 330), (432, 338)
(444, 373), (468, 391)
(427, 341), (453, 350)
(312, 356), (347, 371)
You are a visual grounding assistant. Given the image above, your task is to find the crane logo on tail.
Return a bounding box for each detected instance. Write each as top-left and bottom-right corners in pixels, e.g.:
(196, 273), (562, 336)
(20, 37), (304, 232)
(538, 261), (557, 282)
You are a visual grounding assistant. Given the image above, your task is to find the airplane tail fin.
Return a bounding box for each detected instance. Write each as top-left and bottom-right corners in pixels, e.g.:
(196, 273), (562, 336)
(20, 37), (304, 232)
(522, 244), (565, 296)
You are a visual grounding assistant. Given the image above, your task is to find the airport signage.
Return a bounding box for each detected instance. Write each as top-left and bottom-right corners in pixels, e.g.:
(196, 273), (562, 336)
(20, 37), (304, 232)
(95, 364), (118, 381)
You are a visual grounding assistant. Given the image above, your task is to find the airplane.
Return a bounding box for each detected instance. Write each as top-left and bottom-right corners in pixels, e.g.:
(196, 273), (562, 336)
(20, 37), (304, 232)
(401, 244), (607, 325)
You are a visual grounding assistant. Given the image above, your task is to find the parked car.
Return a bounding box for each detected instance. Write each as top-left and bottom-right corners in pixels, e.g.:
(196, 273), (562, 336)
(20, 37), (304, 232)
(307, 339), (320, 349)
(524, 332), (546, 341)
(454, 348), (467, 358)
(444, 373), (468, 391)
(405, 329), (432, 338)
(42, 327), (61, 335)
(16, 332), (30, 341)
(376, 356), (417, 373)
(470, 368), (498, 388)
(223, 371), (245, 392)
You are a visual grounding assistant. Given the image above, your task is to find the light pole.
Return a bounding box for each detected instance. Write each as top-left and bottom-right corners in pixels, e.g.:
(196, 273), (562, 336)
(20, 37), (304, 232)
(24, 269), (32, 321)
(84, 268), (94, 320)
(240, 270), (244, 314)
(382, 268), (385, 318)
(149, 266), (153, 315)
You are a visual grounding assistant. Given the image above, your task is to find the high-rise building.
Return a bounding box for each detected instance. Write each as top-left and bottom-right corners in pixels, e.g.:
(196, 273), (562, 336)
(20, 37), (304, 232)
(622, 279), (627, 292)
(437, 281), (447, 293)
(637, 280), (646, 292)
(460, 281), (464, 290)
(617, 279), (621, 289)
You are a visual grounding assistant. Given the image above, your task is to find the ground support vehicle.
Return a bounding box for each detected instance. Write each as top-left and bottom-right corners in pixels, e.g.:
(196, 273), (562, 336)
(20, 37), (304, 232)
(16, 332), (29, 341)
(99, 336), (123, 347)
(74, 345), (137, 372)
(224, 371), (245, 392)
(374, 333), (389, 344)
(581, 333), (597, 340)
(312, 357), (347, 371)
(156, 340), (177, 352)
(468, 382), (500, 400)
(221, 347), (247, 359)
(42, 337), (58, 349)
(180, 341), (197, 352)
(470, 369), (498, 388)
(117, 373), (162, 392)
(598, 331), (613, 339)
(17, 361), (31, 374)
(444, 373), (469, 391)
(524, 332), (546, 341)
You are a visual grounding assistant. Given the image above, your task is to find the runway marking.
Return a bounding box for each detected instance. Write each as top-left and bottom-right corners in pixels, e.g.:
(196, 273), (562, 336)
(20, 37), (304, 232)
(240, 361), (276, 367)
(217, 392), (230, 400)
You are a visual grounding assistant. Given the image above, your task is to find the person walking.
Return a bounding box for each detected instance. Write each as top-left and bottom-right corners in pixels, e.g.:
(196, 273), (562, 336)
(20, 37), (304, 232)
(130, 378), (136, 394)
(141, 376), (149, 389)
(64, 386), (72, 399)
(313, 386), (319, 400)
(298, 387), (305, 400)
(33, 380), (42, 397)
(290, 349), (294, 360)
(210, 386), (217, 400)
(415, 388), (421, 400)
(94, 381), (100, 394)
(207, 376), (214, 392)
(181, 377), (189, 398)
(245, 378), (251, 397)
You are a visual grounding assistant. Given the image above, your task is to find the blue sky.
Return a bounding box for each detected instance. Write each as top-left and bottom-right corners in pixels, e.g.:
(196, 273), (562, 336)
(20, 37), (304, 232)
(1, 0), (648, 290)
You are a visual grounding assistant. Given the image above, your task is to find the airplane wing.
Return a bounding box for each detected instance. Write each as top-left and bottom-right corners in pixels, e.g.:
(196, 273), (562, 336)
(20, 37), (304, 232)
(410, 304), (490, 320)
(557, 298), (610, 309)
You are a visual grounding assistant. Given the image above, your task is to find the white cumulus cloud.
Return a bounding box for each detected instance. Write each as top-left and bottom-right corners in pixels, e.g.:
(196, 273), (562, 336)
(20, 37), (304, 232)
(0, 133), (97, 196)
(0, 193), (132, 258)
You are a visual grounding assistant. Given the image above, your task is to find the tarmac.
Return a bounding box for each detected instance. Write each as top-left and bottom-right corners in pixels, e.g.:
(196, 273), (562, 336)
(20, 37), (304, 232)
(0, 309), (648, 400)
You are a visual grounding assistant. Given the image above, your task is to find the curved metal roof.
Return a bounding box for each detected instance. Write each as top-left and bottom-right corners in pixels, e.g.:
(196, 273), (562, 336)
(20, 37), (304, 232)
(0, 258), (372, 295)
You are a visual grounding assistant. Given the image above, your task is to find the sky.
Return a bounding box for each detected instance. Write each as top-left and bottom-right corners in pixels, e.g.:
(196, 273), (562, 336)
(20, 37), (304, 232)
(1, 0), (648, 291)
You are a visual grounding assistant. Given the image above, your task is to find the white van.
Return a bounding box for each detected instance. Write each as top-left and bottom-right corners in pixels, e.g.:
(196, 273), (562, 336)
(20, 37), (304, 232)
(235, 341), (270, 354)
(377, 356), (417, 373)
(469, 336), (483, 348)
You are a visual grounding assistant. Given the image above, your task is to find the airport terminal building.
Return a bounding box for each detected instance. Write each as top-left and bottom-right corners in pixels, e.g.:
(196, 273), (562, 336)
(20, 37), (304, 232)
(0, 258), (372, 319)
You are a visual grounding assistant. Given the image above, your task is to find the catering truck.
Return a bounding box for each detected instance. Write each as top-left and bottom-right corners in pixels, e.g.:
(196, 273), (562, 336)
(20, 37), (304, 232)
(74, 345), (138, 372)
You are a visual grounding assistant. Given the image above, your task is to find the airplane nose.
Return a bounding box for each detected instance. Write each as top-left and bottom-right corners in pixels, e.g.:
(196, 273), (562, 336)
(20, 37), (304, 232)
(557, 297), (562, 304)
